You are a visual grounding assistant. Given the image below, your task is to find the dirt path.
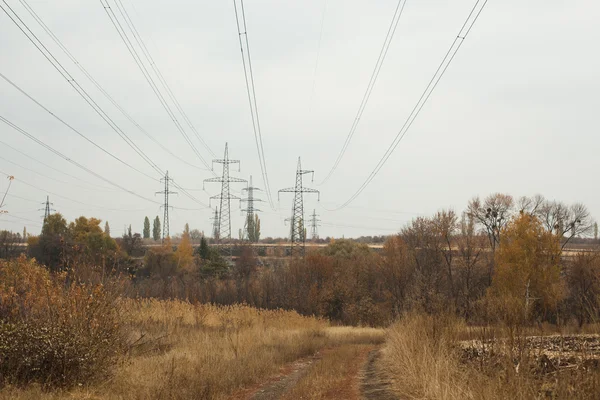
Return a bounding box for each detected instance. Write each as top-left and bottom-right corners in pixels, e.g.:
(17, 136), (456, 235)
(233, 346), (396, 400)
(234, 354), (320, 400)
(360, 349), (399, 400)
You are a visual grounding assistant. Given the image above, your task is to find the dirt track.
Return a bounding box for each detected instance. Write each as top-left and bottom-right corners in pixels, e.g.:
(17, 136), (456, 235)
(239, 347), (398, 400)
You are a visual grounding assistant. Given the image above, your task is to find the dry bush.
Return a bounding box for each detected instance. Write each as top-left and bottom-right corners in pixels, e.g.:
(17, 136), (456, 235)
(0, 256), (126, 389)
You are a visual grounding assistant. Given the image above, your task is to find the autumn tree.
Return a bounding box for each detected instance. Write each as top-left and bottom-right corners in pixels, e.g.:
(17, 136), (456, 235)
(152, 216), (161, 241)
(143, 216), (150, 239)
(175, 227), (193, 269)
(487, 213), (564, 327)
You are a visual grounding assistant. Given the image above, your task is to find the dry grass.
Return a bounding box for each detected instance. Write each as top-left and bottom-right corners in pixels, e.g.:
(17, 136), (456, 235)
(381, 314), (600, 400)
(1, 299), (384, 400)
(281, 344), (375, 400)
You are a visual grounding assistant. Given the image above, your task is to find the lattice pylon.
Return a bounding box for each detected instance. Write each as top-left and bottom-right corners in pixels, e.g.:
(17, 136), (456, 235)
(278, 157), (320, 258)
(204, 143), (247, 243)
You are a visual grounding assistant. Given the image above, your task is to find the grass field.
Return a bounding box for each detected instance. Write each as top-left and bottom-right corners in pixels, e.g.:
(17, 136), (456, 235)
(0, 299), (384, 400)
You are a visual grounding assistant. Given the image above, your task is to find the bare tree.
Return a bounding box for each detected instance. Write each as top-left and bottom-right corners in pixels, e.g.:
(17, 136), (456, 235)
(467, 193), (514, 251)
(467, 193), (514, 283)
(517, 194), (546, 215)
(536, 201), (594, 248)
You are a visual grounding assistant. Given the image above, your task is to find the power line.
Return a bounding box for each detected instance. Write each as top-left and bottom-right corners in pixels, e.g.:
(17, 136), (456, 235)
(0, 138), (116, 191)
(0, 74), (207, 208)
(320, 0), (408, 184)
(331, 0), (490, 210)
(0, 72), (158, 182)
(99, 0), (214, 171)
(112, 0), (215, 158)
(307, 0), (328, 111)
(0, 1), (164, 178)
(0, 115), (162, 205)
(232, 0), (275, 209)
(0, 153), (118, 193)
(16, 0), (209, 172)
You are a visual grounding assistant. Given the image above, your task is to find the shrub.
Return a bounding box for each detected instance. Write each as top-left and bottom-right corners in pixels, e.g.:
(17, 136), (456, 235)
(0, 256), (126, 388)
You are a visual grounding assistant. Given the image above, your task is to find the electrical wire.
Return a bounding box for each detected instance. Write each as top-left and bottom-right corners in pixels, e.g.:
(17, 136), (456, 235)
(0, 73), (208, 208)
(113, 0), (215, 158)
(0, 115), (162, 205)
(307, 0), (328, 112)
(16, 0), (210, 172)
(320, 0), (408, 184)
(0, 72), (158, 181)
(0, 2), (164, 179)
(99, 0), (214, 172)
(0, 138), (116, 191)
(330, 0), (490, 210)
(232, 0), (275, 209)
(0, 154), (119, 193)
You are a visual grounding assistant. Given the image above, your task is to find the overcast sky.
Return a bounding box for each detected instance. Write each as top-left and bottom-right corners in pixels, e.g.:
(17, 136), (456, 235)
(0, 0), (598, 239)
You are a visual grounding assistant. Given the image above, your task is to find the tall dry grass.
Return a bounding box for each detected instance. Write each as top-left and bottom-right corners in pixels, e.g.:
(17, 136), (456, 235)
(381, 314), (600, 400)
(1, 298), (384, 400)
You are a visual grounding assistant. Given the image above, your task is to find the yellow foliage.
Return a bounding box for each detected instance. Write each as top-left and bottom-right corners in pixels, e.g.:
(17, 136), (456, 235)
(488, 213), (564, 324)
(175, 230), (194, 270)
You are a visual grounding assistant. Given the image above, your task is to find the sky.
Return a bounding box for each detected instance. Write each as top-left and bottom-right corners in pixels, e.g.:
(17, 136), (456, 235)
(0, 0), (598, 239)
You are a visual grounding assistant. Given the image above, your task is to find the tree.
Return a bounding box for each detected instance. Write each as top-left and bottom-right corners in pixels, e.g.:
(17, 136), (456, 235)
(143, 216), (150, 239)
(190, 229), (202, 243)
(104, 221), (110, 237)
(22, 226), (27, 241)
(467, 193), (514, 283)
(595, 222), (599, 241)
(184, 223), (190, 236)
(199, 236), (210, 260)
(152, 216), (161, 241)
(120, 225), (144, 257)
(247, 214), (261, 242)
(487, 213), (564, 327)
(175, 227), (193, 269)
(29, 213), (68, 271)
(0, 230), (21, 259)
(536, 201), (594, 248)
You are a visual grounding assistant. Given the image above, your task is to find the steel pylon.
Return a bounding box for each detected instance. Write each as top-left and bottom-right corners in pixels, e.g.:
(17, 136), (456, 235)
(204, 143), (247, 241)
(278, 157), (320, 258)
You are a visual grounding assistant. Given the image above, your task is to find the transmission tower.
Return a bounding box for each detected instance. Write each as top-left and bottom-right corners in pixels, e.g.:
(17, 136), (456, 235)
(278, 157), (320, 257)
(211, 207), (220, 240)
(156, 171), (177, 242)
(204, 143), (247, 241)
(241, 175), (263, 241)
(39, 195), (55, 222)
(309, 209), (321, 241)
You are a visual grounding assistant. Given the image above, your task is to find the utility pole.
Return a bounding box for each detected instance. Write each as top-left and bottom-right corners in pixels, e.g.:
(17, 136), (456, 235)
(156, 171), (177, 242)
(309, 209), (321, 241)
(241, 175), (263, 241)
(39, 195), (55, 223)
(204, 143), (247, 243)
(278, 157), (320, 258)
(211, 207), (220, 240)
